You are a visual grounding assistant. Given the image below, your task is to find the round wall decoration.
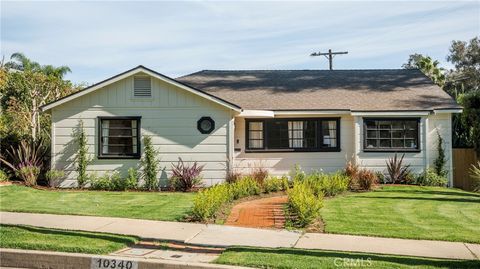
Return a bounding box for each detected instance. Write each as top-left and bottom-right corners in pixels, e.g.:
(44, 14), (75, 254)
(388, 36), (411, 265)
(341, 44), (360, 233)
(197, 117), (215, 134)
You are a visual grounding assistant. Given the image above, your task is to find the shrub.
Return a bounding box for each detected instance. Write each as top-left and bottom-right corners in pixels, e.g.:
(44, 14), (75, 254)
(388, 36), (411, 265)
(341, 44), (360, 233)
(0, 169), (9, 182)
(73, 120), (91, 188)
(125, 168), (139, 190)
(470, 161), (480, 192)
(290, 164), (306, 181)
(263, 176), (290, 193)
(386, 154), (411, 184)
(376, 171), (386, 184)
(416, 168), (448, 187)
(230, 177), (261, 199)
(170, 158), (204, 192)
(141, 136), (159, 191)
(357, 168), (378, 190)
(0, 139), (47, 186)
(249, 167), (269, 185)
(302, 172), (349, 197)
(16, 165), (40, 186)
(287, 181), (324, 227)
(345, 160), (360, 179)
(191, 184), (233, 221)
(226, 170), (242, 184)
(433, 133), (447, 177)
(90, 174), (113, 190)
(45, 169), (65, 187)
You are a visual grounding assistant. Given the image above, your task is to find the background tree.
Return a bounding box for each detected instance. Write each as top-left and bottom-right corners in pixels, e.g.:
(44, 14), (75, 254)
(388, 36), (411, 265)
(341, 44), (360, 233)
(403, 36), (480, 155)
(403, 54), (445, 87)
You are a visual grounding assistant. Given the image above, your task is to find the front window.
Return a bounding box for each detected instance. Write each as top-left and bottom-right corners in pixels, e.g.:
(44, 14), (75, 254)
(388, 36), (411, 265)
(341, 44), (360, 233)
(98, 117), (141, 158)
(364, 118), (419, 151)
(246, 118), (339, 152)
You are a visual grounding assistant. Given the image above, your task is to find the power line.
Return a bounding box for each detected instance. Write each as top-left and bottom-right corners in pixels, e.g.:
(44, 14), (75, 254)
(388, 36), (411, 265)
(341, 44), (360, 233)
(310, 49), (348, 70)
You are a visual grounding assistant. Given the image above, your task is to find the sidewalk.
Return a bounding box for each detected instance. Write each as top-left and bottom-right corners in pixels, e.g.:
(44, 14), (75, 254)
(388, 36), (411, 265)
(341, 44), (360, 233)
(1, 211), (479, 260)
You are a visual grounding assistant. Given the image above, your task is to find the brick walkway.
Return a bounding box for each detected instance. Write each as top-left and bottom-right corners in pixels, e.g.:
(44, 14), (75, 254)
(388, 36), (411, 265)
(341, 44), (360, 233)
(225, 196), (288, 229)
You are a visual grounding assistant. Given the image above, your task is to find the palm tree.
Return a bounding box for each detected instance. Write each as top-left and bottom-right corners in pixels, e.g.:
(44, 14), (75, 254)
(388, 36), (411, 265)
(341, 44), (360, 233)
(5, 52), (41, 72)
(418, 57), (446, 87)
(5, 52), (71, 79)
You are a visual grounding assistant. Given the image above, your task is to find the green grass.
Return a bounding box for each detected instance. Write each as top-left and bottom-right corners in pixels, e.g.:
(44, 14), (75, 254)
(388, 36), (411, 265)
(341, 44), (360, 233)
(321, 185), (480, 243)
(215, 247), (480, 269)
(0, 225), (138, 254)
(0, 185), (194, 221)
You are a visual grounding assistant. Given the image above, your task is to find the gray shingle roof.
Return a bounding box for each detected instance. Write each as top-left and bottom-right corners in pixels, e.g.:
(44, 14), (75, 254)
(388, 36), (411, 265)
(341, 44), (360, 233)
(176, 69), (460, 111)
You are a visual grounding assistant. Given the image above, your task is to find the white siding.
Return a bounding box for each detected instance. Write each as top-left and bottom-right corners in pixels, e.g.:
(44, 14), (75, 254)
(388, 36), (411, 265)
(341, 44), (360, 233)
(51, 72), (233, 187)
(356, 114), (453, 182)
(234, 113), (454, 184)
(233, 115), (355, 176)
(427, 113), (453, 184)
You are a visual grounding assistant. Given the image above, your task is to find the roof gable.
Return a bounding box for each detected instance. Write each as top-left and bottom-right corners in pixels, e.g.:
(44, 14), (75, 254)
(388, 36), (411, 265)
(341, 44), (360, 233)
(41, 66), (241, 112)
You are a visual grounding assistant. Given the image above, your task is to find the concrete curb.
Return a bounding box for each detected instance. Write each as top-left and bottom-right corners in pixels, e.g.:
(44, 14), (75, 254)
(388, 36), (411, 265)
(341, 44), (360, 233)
(0, 248), (250, 269)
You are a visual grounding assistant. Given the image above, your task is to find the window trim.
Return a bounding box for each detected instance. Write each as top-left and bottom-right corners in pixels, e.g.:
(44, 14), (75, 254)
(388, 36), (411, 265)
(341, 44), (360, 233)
(97, 116), (142, 159)
(245, 117), (341, 153)
(362, 117), (420, 153)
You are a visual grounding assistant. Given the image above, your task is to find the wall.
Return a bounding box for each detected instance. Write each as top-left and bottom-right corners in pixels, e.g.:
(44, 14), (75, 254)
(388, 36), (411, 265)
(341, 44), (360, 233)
(233, 115), (355, 176)
(234, 113), (454, 184)
(51, 72), (233, 187)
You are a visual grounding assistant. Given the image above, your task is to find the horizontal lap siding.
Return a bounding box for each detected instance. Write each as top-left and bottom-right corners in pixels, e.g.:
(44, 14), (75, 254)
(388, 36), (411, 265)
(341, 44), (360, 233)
(233, 115), (355, 176)
(51, 74), (231, 187)
(427, 113), (453, 182)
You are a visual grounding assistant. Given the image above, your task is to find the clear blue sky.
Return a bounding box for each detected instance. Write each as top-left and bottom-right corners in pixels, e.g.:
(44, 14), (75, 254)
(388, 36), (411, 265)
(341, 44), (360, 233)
(1, 1), (479, 85)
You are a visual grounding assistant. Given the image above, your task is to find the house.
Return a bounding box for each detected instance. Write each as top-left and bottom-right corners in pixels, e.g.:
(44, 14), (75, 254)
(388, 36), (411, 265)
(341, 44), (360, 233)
(41, 66), (462, 187)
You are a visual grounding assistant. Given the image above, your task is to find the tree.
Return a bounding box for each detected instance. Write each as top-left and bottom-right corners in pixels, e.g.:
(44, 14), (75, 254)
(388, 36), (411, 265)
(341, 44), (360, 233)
(458, 90), (480, 156)
(1, 70), (74, 140)
(5, 52), (71, 79)
(444, 37), (479, 98)
(402, 54), (446, 87)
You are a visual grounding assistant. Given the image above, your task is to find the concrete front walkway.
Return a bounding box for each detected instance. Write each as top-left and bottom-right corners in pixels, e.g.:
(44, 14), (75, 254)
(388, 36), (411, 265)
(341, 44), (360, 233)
(1, 212), (479, 260)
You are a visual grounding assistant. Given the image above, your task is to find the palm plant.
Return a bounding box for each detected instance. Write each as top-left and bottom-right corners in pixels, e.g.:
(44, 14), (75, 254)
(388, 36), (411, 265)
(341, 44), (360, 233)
(0, 139), (47, 186)
(470, 161), (480, 192)
(386, 154), (411, 184)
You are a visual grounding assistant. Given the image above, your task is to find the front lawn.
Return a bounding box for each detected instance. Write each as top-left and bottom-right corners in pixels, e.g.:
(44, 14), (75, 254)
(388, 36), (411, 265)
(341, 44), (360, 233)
(0, 225), (138, 254)
(215, 247), (480, 269)
(0, 185), (194, 221)
(321, 185), (480, 243)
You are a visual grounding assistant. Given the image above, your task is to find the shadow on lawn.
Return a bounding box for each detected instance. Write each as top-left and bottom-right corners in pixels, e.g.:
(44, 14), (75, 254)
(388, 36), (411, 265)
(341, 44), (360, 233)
(353, 196), (480, 203)
(224, 247), (480, 268)
(2, 224), (138, 245)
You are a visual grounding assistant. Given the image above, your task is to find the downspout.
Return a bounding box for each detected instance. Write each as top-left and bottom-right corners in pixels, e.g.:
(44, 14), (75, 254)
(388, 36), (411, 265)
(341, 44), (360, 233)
(423, 116), (430, 178)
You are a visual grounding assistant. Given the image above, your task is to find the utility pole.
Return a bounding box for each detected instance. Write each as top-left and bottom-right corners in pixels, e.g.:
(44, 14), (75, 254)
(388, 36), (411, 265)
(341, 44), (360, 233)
(310, 49), (348, 70)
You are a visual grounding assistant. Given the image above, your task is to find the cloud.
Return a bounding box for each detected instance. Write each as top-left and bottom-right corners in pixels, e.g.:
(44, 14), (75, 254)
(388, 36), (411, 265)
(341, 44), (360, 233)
(1, 1), (478, 83)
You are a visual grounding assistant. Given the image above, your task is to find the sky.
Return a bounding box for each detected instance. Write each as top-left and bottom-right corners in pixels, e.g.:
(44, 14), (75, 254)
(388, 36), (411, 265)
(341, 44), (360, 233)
(1, 1), (479, 85)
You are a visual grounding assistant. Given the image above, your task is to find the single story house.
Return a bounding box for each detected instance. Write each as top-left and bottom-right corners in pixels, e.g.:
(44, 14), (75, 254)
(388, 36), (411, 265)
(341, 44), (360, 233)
(41, 66), (462, 187)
